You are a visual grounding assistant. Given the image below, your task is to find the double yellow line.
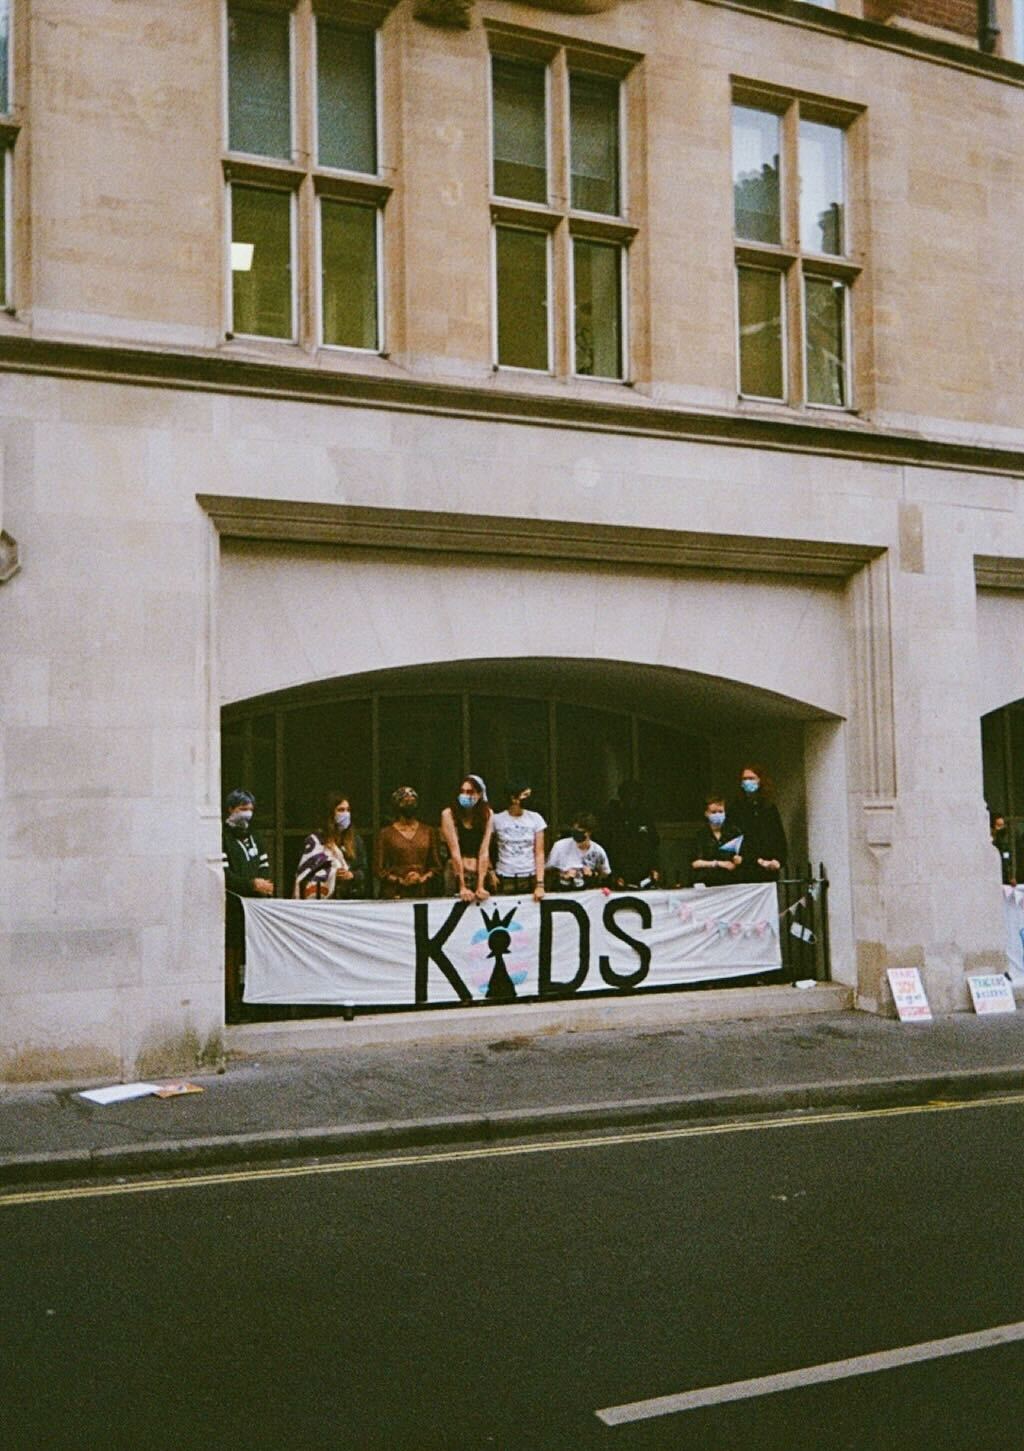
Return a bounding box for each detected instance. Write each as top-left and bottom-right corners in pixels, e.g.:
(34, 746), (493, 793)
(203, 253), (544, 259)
(4, 1090), (1024, 1210)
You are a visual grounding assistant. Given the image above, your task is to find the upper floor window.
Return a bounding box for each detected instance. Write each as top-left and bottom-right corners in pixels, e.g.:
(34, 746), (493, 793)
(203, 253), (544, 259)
(489, 38), (635, 382)
(224, 0), (388, 351)
(1015, 0), (1024, 60)
(732, 91), (860, 410)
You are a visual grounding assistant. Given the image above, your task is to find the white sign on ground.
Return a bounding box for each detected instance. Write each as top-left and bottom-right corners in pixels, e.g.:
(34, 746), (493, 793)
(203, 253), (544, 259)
(967, 974), (1016, 1015)
(242, 883), (782, 1007)
(886, 967), (933, 1023)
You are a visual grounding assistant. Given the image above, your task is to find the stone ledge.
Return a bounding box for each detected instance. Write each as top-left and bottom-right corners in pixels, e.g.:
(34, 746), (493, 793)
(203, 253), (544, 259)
(225, 981), (855, 1056)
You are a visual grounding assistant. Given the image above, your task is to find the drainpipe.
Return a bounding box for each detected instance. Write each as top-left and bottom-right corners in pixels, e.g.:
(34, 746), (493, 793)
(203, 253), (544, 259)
(979, 0), (1001, 53)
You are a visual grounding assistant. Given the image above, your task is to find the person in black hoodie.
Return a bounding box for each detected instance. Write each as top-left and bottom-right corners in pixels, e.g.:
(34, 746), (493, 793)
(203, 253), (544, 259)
(602, 780), (661, 890)
(222, 788), (274, 1014)
(729, 763), (788, 883)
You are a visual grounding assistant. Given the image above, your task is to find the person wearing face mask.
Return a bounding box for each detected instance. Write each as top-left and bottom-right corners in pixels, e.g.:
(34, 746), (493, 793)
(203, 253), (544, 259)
(729, 764), (788, 882)
(690, 793), (744, 887)
(222, 788), (274, 1015)
(440, 775), (493, 902)
(545, 811), (611, 891)
(490, 780), (547, 901)
(374, 785), (442, 900)
(293, 791), (366, 900)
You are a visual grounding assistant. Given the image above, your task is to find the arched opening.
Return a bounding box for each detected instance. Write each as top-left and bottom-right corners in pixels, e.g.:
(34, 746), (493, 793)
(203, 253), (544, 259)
(982, 698), (1024, 879)
(222, 656), (837, 897)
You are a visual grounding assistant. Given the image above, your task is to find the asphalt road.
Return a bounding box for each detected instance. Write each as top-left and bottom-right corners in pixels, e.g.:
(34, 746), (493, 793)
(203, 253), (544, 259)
(4, 1097), (1024, 1450)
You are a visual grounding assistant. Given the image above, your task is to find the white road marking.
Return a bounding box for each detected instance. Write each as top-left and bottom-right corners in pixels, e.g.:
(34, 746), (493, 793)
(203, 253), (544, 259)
(596, 1319), (1024, 1426)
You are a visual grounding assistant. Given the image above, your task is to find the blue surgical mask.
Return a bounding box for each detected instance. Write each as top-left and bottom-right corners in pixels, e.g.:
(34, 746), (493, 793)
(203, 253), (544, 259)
(335, 811), (351, 830)
(741, 780), (759, 794)
(707, 811), (725, 827)
(457, 794), (475, 809)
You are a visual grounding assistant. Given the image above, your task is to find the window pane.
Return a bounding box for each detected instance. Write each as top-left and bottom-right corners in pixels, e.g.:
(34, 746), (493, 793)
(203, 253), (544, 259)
(378, 696), (462, 826)
(737, 267), (784, 399)
(804, 276), (847, 407)
(227, 5), (291, 159)
(574, 239), (622, 379)
(495, 227), (548, 370)
(733, 106), (781, 244)
(492, 58), (547, 203)
(637, 720), (709, 823)
(0, 0), (9, 114)
(570, 73), (619, 215)
(800, 121), (844, 255)
(231, 186), (293, 339)
(317, 24), (376, 174)
(1016, 0), (1024, 60)
(556, 704), (632, 835)
(282, 699), (372, 832)
(321, 201), (378, 350)
(470, 696), (550, 819)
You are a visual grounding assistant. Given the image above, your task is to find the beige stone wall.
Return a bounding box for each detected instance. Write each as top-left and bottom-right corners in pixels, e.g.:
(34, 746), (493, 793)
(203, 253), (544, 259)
(3, 0), (1024, 1075)
(2, 368), (1023, 1074)
(4, 0), (1023, 437)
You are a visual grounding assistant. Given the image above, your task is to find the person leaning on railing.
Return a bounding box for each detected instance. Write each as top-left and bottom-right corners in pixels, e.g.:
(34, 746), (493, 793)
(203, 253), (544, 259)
(440, 774), (493, 902)
(490, 779), (546, 901)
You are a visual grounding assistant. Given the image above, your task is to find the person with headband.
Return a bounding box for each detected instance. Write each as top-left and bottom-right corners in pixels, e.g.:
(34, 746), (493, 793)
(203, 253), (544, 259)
(221, 788), (273, 1015)
(440, 774), (493, 902)
(490, 779), (546, 900)
(374, 785), (442, 900)
(292, 790), (366, 900)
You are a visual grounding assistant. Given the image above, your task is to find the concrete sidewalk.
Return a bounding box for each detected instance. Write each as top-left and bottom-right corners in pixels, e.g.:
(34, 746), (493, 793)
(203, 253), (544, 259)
(4, 987), (1024, 1186)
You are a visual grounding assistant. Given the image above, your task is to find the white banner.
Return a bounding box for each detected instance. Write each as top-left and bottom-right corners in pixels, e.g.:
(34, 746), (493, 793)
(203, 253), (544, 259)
(242, 883), (783, 1006)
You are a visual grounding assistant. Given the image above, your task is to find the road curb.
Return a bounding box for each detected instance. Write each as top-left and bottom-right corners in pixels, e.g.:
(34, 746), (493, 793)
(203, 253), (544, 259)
(3, 1065), (1024, 1188)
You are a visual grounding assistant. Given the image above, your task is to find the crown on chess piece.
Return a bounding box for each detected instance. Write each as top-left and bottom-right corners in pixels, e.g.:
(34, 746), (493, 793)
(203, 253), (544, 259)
(480, 905), (518, 932)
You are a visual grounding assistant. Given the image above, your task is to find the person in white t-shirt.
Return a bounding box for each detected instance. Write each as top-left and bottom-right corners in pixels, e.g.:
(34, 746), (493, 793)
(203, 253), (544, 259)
(490, 780), (546, 901)
(546, 812), (611, 891)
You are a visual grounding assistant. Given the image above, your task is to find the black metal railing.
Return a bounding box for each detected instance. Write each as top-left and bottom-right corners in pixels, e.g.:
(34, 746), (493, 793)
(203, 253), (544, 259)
(777, 864), (831, 984)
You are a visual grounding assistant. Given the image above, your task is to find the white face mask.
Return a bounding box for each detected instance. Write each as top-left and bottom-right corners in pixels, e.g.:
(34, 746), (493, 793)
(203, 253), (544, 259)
(228, 810), (253, 831)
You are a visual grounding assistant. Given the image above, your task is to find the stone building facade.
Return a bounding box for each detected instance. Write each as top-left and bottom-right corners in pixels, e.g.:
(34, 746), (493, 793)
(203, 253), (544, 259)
(3, 0), (1024, 1080)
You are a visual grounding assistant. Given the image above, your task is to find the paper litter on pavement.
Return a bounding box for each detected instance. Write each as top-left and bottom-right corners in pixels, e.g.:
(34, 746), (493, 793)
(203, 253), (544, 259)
(78, 1083), (162, 1105)
(152, 1082), (204, 1098)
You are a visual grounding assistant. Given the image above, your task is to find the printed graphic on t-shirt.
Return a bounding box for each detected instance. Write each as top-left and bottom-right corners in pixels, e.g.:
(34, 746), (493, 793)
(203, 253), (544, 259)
(493, 810), (546, 876)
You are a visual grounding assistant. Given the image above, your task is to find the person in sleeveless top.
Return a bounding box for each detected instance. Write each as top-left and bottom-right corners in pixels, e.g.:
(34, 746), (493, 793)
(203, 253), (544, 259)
(440, 774), (493, 901)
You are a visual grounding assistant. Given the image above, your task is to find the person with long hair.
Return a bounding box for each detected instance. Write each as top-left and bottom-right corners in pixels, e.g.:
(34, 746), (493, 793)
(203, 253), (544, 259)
(292, 791), (367, 900)
(440, 774), (493, 902)
(728, 763), (788, 882)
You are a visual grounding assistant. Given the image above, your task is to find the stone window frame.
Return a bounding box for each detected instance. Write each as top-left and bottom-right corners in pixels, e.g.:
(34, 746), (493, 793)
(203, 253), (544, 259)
(221, 0), (395, 354)
(0, 0), (21, 317)
(485, 21), (641, 383)
(731, 79), (865, 414)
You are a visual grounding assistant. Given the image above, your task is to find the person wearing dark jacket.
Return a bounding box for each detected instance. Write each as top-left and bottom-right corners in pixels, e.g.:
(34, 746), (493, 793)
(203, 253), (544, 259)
(222, 788), (274, 1014)
(602, 781), (661, 890)
(690, 793), (744, 887)
(729, 764), (788, 883)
